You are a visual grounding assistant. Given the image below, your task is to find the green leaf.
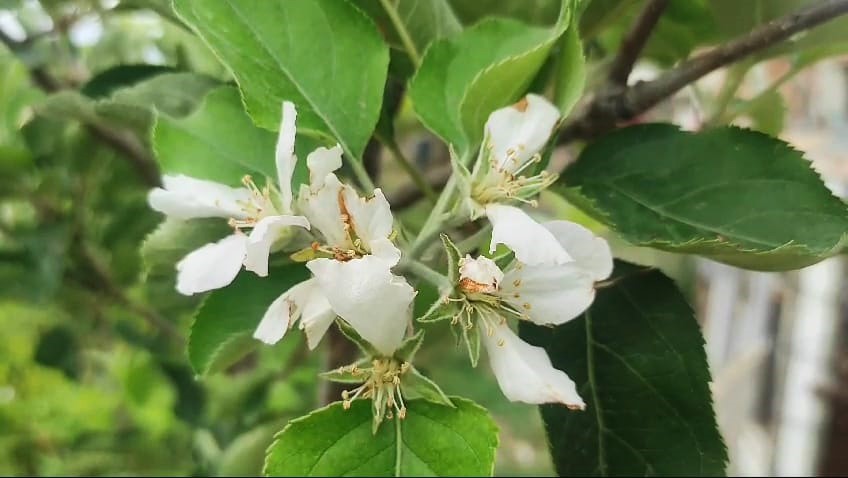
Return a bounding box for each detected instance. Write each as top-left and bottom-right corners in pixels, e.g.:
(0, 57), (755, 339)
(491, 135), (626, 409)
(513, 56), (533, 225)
(188, 264), (310, 375)
(449, 0), (562, 26)
(520, 261), (728, 476)
(562, 124), (848, 270)
(353, 0), (461, 55)
(553, 21), (585, 118)
(264, 397), (498, 476)
(395, 330), (425, 362)
(152, 86), (280, 185)
(409, 5), (571, 153)
(173, 0), (390, 159)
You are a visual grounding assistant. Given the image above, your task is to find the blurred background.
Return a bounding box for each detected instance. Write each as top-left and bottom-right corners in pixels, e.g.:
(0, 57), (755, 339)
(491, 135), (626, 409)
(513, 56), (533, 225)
(1, 0), (847, 476)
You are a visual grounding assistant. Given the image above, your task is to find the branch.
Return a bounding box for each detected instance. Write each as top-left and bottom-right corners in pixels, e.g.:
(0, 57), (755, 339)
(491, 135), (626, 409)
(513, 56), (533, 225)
(608, 0), (669, 86)
(561, 0), (848, 143)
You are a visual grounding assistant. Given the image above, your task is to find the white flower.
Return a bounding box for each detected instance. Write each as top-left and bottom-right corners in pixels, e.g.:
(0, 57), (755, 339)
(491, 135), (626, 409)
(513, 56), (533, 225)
(296, 149), (415, 356)
(148, 101), (310, 295)
(486, 203), (571, 266)
(456, 220), (612, 407)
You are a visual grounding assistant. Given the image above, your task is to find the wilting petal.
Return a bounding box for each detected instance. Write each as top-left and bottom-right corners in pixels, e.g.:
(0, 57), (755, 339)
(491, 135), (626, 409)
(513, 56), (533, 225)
(486, 204), (571, 266)
(306, 145), (343, 190)
(543, 221), (613, 281)
(148, 175), (250, 220)
(298, 282), (336, 350)
(485, 94), (560, 174)
(275, 102), (298, 212)
(307, 256), (415, 355)
(244, 215), (310, 277)
(298, 174), (348, 248)
(369, 237), (402, 267)
(500, 263), (596, 325)
(176, 233), (247, 295)
(253, 278), (334, 347)
(482, 322), (584, 409)
(459, 255), (504, 292)
(341, 186), (394, 248)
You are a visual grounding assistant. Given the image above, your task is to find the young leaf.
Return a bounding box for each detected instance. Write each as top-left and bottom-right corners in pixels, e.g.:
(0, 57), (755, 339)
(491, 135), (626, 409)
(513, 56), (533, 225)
(353, 0), (461, 55)
(395, 329), (425, 362)
(562, 124), (848, 271)
(520, 261), (728, 475)
(264, 397), (497, 476)
(173, 0), (389, 159)
(188, 264), (310, 375)
(462, 319), (481, 367)
(335, 319), (381, 358)
(409, 2), (572, 153)
(441, 233), (463, 285)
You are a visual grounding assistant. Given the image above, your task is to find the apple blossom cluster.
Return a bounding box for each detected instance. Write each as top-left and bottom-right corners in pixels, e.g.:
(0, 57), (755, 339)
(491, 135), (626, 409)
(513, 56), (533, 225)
(147, 94), (613, 430)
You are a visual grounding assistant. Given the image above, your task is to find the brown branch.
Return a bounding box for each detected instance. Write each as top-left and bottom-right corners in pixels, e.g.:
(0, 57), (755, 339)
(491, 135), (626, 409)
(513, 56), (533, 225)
(561, 0), (848, 143)
(608, 0), (669, 86)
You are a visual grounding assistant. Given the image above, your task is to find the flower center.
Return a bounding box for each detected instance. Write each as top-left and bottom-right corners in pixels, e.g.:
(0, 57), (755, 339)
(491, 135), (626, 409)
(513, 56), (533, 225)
(340, 358), (410, 420)
(229, 175), (281, 229)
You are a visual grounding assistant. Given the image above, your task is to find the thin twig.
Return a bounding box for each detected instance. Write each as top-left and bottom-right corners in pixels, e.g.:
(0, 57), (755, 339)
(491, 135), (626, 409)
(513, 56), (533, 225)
(607, 0), (669, 86)
(560, 0), (848, 143)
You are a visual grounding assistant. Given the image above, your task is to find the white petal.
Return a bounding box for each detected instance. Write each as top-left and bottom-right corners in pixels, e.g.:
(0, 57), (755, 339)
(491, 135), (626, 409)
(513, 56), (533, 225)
(298, 174), (348, 248)
(369, 237), (402, 267)
(340, 186), (394, 249)
(275, 102), (298, 212)
(307, 256), (415, 355)
(485, 94), (560, 174)
(482, 322), (585, 408)
(243, 215), (310, 277)
(543, 221), (613, 281)
(253, 279), (317, 345)
(148, 175), (250, 220)
(306, 145), (343, 190)
(175, 233), (247, 295)
(298, 281), (336, 350)
(486, 204), (572, 266)
(458, 255), (504, 291)
(500, 263), (596, 325)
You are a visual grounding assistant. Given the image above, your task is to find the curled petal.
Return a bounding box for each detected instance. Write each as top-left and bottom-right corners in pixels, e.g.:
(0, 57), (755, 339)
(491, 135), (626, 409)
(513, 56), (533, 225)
(501, 264), (596, 325)
(307, 256), (415, 355)
(253, 278), (334, 347)
(306, 145), (343, 190)
(244, 215), (310, 277)
(486, 204), (571, 266)
(275, 102), (298, 212)
(148, 175), (250, 220)
(482, 322), (585, 409)
(298, 174), (348, 248)
(341, 186), (394, 249)
(458, 255), (504, 292)
(485, 94), (560, 174)
(543, 221), (613, 281)
(369, 237), (402, 267)
(176, 233), (247, 295)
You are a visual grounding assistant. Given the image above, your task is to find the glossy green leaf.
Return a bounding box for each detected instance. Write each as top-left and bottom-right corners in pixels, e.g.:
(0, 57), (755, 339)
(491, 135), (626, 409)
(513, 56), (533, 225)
(562, 124), (848, 270)
(521, 261), (728, 476)
(409, 3), (571, 152)
(188, 264), (310, 375)
(152, 86), (278, 185)
(553, 19), (585, 118)
(264, 397), (497, 476)
(173, 0), (389, 159)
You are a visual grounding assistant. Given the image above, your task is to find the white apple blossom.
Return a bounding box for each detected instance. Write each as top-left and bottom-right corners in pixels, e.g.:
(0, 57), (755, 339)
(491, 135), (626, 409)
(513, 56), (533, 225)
(453, 220), (613, 408)
(149, 101), (414, 354)
(453, 94), (573, 266)
(148, 101), (310, 295)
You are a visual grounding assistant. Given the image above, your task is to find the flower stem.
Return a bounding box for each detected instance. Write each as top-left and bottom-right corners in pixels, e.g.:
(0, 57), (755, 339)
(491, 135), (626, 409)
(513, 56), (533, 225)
(408, 174), (457, 259)
(384, 139), (437, 204)
(398, 257), (451, 291)
(379, 0), (421, 67)
(348, 152), (377, 191)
